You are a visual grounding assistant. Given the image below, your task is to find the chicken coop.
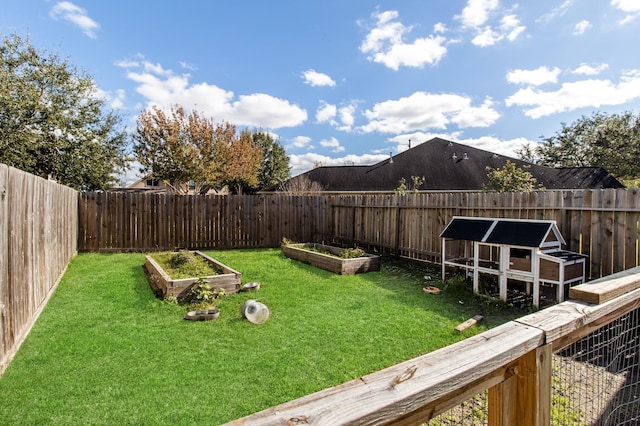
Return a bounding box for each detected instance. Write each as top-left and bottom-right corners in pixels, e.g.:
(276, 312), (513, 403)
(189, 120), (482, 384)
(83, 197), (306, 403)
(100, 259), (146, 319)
(440, 216), (587, 308)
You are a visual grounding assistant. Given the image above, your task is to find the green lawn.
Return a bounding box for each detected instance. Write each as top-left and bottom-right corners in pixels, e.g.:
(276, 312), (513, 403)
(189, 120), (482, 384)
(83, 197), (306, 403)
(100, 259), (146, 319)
(0, 249), (526, 425)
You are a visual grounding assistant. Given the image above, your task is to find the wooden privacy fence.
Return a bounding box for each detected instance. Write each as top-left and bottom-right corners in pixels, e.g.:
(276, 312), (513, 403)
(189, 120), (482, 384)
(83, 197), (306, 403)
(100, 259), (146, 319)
(80, 189), (640, 280)
(78, 192), (332, 252)
(0, 165), (77, 374)
(331, 189), (640, 280)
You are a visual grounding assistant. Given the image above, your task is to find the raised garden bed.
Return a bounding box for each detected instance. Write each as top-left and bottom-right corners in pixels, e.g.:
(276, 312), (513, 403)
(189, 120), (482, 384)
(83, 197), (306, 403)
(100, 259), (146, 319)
(282, 243), (380, 275)
(144, 250), (241, 300)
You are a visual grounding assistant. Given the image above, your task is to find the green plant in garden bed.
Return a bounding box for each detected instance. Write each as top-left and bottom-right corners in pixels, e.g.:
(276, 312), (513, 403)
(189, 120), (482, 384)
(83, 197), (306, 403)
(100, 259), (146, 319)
(184, 277), (226, 310)
(0, 249), (526, 425)
(150, 250), (222, 279)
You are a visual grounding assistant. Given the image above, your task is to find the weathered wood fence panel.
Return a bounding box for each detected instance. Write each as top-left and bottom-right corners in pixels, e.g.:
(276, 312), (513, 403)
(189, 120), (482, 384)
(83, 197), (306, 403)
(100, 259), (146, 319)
(78, 193), (333, 252)
(78, 189), (640, 279)
(331, 189), (640, 279)
(0, 164), (77, 374)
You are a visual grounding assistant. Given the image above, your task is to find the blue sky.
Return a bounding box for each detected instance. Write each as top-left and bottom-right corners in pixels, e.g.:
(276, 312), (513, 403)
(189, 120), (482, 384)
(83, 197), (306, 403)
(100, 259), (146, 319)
(2, 1), (640, 183)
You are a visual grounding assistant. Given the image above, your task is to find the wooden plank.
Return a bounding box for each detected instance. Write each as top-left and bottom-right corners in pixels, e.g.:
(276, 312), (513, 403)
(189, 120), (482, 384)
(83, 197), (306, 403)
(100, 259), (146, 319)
(601, 188), (616, 276)
(613, 189), (628, 273)
(569, 266), (640, 304)
(225, 322), (543, 426)
(488, 368), (517, 426)
(624, 189), (639, 270)
(455, 315), (484, 332)
(518, 285), (640, 350)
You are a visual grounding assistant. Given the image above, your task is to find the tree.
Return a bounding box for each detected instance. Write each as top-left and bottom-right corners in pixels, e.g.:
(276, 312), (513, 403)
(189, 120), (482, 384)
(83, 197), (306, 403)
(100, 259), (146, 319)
(530, 111), (640, 181)
(215, 128), (263, 194)
(484, 160), (543, 192)
(252, 130), (290, 191)
(279, 175), (325, 194)
(133, 104), (233, 194)
(133, 106), (276, 194)
(394, 176), (424, 194)
(0, 33), (127, 190)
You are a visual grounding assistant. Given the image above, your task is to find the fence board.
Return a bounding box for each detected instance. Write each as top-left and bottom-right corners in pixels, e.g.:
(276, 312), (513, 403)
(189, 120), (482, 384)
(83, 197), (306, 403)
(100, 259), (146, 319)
(77, 189), (640, 279)
(1, 165), (77, 375)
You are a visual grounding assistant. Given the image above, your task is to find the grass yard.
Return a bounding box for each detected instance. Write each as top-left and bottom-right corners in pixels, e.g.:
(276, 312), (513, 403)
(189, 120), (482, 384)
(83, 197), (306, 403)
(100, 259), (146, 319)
(0, 248), (527, 425)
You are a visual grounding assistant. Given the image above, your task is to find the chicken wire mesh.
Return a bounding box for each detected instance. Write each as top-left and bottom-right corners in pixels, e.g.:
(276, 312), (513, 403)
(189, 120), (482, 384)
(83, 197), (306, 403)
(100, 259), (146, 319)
(424, 308), (640, 426)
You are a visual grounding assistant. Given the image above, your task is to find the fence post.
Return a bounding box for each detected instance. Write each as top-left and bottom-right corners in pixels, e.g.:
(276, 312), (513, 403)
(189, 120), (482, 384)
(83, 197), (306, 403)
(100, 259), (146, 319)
(488, 343), (552, 425)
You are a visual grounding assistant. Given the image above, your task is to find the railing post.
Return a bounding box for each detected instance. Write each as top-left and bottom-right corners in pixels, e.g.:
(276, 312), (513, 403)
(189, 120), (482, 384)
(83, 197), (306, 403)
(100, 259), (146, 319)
(488, 344), (551, 426)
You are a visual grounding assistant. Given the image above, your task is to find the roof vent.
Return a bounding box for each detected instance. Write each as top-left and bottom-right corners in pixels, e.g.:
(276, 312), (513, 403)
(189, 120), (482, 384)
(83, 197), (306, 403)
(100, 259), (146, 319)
(448, 141), (453, 147)
(463, 152), (469, 160)
(492, 153), (498, 159)
(452, 153), (458, 160)
(388, 152), (394, 164)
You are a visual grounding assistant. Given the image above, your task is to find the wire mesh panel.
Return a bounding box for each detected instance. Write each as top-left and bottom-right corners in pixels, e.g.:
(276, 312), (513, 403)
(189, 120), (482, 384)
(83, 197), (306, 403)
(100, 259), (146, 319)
(427, 391), (488, 425)
(553, 307), (640, 425)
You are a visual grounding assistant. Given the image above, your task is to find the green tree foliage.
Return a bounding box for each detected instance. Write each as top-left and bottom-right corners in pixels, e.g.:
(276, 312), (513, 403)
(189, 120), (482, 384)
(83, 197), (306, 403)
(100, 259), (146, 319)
(133, 105), (268, 194)
(133, 104), (226, 194)
(526, 111), (640, 181)
(394, 176), (424, 195)
(484, 160), (543, 193)
(252, 130), (290, 191)
(0, 33), (128, 190)
(215, 129), (263, 194)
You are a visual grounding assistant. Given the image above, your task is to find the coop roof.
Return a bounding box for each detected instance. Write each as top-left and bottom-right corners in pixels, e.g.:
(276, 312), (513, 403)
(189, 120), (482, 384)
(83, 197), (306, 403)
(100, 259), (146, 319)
(440, 216), (566, 248)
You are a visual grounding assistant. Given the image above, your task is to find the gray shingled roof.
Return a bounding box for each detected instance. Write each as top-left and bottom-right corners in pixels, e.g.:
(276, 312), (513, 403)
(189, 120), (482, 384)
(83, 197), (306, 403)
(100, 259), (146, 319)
(273, 137), (623, 192)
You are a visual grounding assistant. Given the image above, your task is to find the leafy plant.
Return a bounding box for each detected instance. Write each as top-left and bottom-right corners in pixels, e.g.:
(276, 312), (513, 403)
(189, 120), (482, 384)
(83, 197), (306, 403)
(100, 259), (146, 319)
(340, 248), (366, 259)
(186, 278), (226, 309)
(168, 250), (195, 269)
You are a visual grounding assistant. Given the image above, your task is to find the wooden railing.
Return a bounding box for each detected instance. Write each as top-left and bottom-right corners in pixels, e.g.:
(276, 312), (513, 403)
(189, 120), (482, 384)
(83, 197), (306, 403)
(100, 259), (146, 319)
(226, 268), (640, 425)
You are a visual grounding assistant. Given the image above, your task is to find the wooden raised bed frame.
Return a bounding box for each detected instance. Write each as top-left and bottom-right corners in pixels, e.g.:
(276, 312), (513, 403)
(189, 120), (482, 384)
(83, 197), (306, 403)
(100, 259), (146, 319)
(282, 243), (380, 275)
(144, 251), (241, 301)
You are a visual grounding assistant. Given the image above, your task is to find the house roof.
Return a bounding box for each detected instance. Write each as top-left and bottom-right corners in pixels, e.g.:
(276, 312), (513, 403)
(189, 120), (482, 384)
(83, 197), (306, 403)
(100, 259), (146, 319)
(440, 216), (565, 248)
(272, 137), (623, 192)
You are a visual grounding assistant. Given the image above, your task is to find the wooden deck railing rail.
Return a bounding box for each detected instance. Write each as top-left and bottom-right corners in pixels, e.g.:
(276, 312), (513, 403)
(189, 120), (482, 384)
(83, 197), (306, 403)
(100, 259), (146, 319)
(226, 268), (640, 425)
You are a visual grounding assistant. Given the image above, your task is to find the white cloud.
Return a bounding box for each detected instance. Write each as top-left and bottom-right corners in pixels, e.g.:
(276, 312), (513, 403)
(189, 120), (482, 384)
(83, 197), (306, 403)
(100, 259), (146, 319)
(537, 0), (574, 23)
(459, 1), (525, 47)
(472, 27), (502, 47)
(612, 0), (640, 23)
(611, 0), (640, 25)
(316, 102), (337, 124)
(505, 70), (640, 118)
(452, 97), (501, 128)
(507, 66), (561, 86)
(572, 63), (609, 76)
(458, 0), (499, 28)
(91, 87), (126, 110)
(574, 20), (592, 35)
(434, 23), (447, 33)
(502, 15), (526, 41)
(119, 59), (307, 128)
(319, 137), (345, 153)
(288, 136), (313, 150)
(360, 91), (501, 134)
(179, 61), (197, 71)
(612, 0), (640, 13)
(338, 104), (357, 131)
(302, 69), (336, 87)
(360, 10), (447, 70)
(49, 1), (100, 38)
